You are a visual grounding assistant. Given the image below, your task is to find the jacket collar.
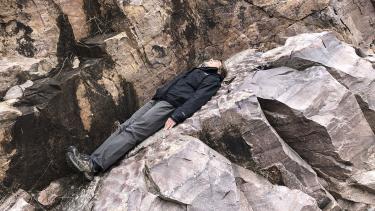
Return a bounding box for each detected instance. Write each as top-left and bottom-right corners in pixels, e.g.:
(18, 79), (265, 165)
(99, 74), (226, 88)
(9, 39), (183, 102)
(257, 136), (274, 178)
(197, 67), (218, 73)
(196, 66), (224, 82)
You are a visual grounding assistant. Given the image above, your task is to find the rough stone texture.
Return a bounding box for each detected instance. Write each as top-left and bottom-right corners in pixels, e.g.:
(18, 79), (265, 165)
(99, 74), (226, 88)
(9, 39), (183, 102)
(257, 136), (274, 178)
(252, 0), (330, 21)
(233, 164), (320, 211)
(0, 0), (61, 59)
(328, 0), (375, 47)
(221, 37), (375, 207)
(4, 80), (34, 101)
(262, 32), (375, 134)
(36, 175), (80, 208)
(0, 59), (138, 193)
(54, 132), (319, 211)
(239, 66), (375, 204)
(0, 57), (53, 97)
(240, 66), (375, 177)
(75, 0), (375, 104)
(0, 101), (21, 185)
(0, 0), (374, 209)
(95, 134), (239, 211)
(54, 0), (89, 40)
(173, 88), (334, 207)
(0, 189), (35, 211)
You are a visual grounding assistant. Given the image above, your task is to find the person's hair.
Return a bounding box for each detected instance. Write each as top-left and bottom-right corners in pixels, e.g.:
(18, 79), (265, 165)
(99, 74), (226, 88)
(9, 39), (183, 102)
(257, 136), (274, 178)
(198, 58), (228, 79)
(218, 60), (228, 79)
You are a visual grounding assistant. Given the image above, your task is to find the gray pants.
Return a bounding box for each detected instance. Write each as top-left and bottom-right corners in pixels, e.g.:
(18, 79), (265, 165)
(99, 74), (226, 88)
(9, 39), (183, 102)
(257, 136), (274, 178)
(90, 99), (175, 171)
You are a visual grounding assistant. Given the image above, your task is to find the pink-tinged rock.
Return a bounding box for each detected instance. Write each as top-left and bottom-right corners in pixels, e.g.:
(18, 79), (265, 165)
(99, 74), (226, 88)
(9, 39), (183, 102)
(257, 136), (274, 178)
(262, 32), (375, 134)
(93, 133), (240, 211)
(56, 132), (323, 211)
(54, 0), (89, 40)
(0, 189), (35, 211)
(233, 164), (320, 211)
(175, 89), (334, 208)
(240, 65), (375, 205)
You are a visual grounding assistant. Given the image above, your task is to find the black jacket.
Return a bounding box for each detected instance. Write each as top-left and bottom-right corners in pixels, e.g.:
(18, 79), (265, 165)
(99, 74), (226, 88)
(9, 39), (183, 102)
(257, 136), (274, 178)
(152, 66), (224, 124)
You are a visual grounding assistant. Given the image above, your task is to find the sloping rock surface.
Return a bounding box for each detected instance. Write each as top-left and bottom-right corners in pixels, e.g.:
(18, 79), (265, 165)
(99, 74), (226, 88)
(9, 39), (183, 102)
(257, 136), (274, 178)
(53, 132), (320, 211)
(262, 32), (375, 133)
(240, 65), (375, 204)
(45, 31), (375, 210)
(0, 0), (375, 210)
(1, 0), (374, 195)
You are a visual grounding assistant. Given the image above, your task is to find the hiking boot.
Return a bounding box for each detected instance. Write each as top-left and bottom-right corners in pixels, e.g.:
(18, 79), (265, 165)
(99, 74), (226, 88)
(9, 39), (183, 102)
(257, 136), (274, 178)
(66, 146), (96, 181)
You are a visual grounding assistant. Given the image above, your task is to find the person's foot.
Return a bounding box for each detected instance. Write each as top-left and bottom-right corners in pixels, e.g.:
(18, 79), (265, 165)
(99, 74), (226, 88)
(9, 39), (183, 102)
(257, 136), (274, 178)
(66, 146), (97, 181)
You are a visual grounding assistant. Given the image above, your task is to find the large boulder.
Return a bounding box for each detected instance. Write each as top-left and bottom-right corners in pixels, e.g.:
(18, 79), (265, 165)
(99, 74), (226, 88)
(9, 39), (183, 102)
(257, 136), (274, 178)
(227, 41), (375, 206)
(233, 164), (320, 211)
(174, 89), (334, 207)
(54, 132), (320, 211)
(262, 32), (375, 133)
(240, 65), (375, 179)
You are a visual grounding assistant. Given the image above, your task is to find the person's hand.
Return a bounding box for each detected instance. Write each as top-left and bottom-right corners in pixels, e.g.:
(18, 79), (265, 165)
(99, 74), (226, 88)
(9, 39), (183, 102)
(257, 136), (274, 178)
(164, 117), (176, 130)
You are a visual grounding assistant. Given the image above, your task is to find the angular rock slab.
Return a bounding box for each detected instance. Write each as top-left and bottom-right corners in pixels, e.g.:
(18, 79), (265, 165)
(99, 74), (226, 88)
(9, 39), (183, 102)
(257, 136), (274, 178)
(240, 65), (375, 204)
(0, 57), (52, 97)
(262, 32), (375, 134)
(92, 133), (240, 211)
(172, 88), (334, 207)
(58, 132), (320, 211)
(0, 189), (35, 211)
(233, 164), (320, 211)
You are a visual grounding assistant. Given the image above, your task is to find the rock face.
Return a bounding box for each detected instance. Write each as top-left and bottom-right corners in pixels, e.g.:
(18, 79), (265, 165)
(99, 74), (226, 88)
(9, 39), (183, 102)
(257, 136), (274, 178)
(262, 32), (375, 134)
(52, 132), (320, 211)
(40, 31), (375, 210)
(233, 164), (319, 211)
(0, 0), (375, 210)
(240, 65), (375, 204)
(223, 32), (375, 208)
(175, 88), (333, 206)
(0, 59), (139, 193)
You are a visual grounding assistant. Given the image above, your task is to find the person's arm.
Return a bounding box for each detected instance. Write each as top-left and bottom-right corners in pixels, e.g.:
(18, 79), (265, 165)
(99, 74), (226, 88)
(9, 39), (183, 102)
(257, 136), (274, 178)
(170, 76), (221, 124)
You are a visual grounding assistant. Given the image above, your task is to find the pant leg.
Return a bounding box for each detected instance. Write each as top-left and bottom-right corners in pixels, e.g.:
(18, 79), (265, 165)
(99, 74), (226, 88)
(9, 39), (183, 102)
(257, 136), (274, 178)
(90, 100), (175, 171)
(102, 99), (157, 143)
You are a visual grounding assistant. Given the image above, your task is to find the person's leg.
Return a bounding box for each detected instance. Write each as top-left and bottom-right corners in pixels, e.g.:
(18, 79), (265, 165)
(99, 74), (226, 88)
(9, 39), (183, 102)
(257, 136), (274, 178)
(67, 99), (159, 178)
(90, 100), (175, 171)
(100, 99), (158, 144)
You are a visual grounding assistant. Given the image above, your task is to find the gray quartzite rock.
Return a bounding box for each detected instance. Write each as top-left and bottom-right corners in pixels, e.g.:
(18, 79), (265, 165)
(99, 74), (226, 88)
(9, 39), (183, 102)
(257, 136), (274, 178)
(0, 189), (35, 211)
(239, 65), (375, 205)
(55, 131), (320, 211)
(4, 80), (33, 101)
(262, 32), (375, 134)
(233, 164), (320, 211)
(175, 89), (334, 208)
(93, 133), (240, 211)
(157, 50), (336, 208)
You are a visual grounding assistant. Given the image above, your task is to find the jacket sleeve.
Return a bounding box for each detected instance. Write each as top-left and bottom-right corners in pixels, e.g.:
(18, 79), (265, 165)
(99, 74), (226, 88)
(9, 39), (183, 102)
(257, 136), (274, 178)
(170, 76), (221, 124)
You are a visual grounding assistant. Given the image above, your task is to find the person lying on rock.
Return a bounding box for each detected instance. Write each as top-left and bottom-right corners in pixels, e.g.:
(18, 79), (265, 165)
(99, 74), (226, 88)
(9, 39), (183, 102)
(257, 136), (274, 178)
(66, 58), (227, 180)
